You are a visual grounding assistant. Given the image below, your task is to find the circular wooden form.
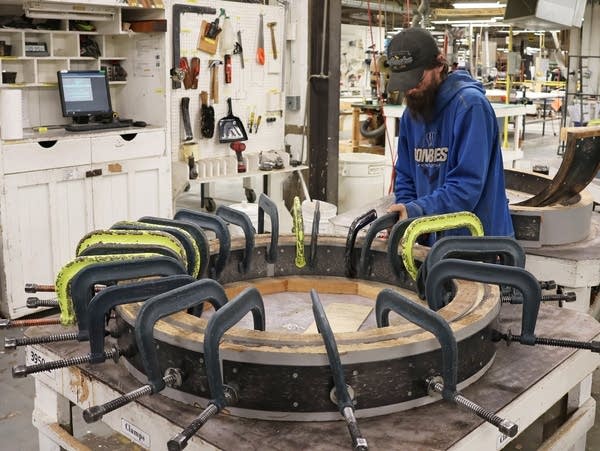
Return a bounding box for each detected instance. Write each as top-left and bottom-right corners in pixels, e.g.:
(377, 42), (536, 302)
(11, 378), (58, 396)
(506, 169), (594, 246)
(116, 235), (500, 420)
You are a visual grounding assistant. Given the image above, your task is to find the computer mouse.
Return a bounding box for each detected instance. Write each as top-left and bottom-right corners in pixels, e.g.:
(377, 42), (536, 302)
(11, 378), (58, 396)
(133, 121), (147, 127)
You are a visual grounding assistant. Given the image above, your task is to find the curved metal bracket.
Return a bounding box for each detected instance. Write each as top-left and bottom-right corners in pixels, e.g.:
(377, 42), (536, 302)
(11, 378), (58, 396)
(216, 205), (254, 274)
(401, 212), (484, 280)
(69, 256), (187, 339)
(517, 133), (600, 207)
(357, 212), (398, 278)
(78, 242), (182, 262)
(135, 279), (229, 392)
(174, 209), (231, 279)
(344, 209), (377, 278)
(387, 217), (416, 281)
(309, 201), (321, 268)
(258, 193), (279, 263)
(416, 236), (526, 299)
(375, 288), (457, 401)
(112, 221), (199, 278)
(425, 259), (540, 345)
(139, 216), (210, 279)
(204, 287), (266, 409)
(87, 275), (195, 363)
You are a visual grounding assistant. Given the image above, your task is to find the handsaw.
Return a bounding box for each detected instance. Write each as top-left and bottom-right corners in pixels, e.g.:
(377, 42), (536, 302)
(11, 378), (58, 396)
(257, 13), (265, 65)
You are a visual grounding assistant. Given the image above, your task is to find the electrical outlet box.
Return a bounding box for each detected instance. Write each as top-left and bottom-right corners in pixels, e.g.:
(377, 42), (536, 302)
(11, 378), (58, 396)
(286, 21), (297, 41)
(286, 95), (301, 111)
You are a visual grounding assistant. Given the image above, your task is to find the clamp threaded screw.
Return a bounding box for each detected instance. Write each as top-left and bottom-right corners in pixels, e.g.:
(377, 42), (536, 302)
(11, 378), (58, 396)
(4, 331), (78, 350)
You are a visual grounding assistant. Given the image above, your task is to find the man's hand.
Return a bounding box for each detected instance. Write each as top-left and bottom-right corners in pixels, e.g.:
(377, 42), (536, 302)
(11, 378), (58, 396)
(387, 203), (408, 220)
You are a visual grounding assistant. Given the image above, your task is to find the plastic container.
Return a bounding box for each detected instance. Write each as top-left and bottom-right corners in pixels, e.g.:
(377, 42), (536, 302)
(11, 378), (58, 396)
(302, 200), (337, 235)
(227, 201), (259, 236)
(338, 153), (387, 213)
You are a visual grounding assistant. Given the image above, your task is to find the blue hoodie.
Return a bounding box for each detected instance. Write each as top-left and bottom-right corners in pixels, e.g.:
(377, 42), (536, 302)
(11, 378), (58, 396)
(394, 70), (514, 239)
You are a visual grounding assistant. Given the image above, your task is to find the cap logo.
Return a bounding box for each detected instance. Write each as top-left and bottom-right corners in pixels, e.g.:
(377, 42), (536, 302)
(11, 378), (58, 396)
(389, 51), (414, 71)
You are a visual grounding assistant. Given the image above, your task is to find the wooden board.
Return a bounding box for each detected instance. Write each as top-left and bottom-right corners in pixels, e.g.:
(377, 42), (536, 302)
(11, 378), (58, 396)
(303, 302), (373, 334)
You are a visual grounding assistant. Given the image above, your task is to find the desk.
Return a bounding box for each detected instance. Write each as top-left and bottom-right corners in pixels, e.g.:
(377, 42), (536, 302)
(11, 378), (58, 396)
(28, 304), (600, 450)
(486, 89), (565, 136)
(383, 103), (528, 170)
(189, 164), (308, 212)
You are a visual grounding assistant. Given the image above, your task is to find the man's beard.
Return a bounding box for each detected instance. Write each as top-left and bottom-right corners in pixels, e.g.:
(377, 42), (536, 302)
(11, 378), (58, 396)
(405, 84), (439, 123)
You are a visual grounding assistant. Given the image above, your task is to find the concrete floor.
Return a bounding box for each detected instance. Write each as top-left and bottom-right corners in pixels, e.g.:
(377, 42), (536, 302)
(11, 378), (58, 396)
(1, 118), (600, 449)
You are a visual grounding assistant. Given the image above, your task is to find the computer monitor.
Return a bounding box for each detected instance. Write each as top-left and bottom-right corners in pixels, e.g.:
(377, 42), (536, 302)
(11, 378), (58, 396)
(57, 70), (113, 125)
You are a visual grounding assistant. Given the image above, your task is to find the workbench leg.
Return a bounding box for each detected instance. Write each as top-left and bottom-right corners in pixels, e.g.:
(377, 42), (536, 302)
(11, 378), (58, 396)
(32, 378), (73, 451)
(564, 374), (593, 451)
(564, 286), (592, 313)
(563, 374), (593, 451)
(568, 374), (593, 414)
(542, 99), (548, 136)
(514, 114), (522, 153)
(352, 107), (360, 152)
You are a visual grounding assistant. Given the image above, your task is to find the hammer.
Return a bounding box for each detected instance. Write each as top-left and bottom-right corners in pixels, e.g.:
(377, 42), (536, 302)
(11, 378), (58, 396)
(267, 22), (277, 60)
(208, 59), (223, 103)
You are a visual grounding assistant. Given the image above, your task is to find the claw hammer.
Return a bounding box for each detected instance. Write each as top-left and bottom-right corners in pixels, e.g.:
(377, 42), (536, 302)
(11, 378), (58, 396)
(267, 21), (277, 60)
(208, 59), (223, 103)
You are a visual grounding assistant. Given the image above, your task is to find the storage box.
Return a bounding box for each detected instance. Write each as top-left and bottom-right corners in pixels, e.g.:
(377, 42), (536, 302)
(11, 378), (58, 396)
(129, 20), (167, 33)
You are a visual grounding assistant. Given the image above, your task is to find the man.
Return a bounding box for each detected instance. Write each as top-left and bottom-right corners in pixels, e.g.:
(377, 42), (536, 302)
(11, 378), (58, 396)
(386, 27), (514, 241)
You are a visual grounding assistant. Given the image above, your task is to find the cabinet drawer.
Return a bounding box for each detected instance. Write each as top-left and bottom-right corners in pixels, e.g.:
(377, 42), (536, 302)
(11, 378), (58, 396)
(91, 130), (166, 163)
(3, 138), (91, 174)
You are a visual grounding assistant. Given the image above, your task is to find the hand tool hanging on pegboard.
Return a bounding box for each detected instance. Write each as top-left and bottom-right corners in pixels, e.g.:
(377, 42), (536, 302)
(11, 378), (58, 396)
(256, 13), (265, 65)
(267, 21), (277, 60)
(199, 90), (214, 138)
(234, 30), (245, 69)
(180, 97), (193, 141)
(171, 4), (216, 89)
(208, 59), (223, 103)
(218, 98), (248, 143)
(220, 10), (235, 85)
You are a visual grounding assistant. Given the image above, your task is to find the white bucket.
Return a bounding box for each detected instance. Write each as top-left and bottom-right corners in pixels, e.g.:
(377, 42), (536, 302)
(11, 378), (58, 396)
(228, 201), (259, 236)
(338, 153), (387, 213)
(302, 200), (337, 235)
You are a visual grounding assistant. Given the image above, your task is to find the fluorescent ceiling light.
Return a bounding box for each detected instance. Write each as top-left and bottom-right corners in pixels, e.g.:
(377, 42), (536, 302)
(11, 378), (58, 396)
(453, 2), (505, 8)
(431, 19), (505, 25)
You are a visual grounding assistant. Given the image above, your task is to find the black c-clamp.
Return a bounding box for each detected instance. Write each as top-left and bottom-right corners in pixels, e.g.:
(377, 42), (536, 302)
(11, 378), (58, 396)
(374, 288), (519, 437)
(82, 278), (229, 424)
(310, 289), (368, 450)
(168, 287), (266, 450)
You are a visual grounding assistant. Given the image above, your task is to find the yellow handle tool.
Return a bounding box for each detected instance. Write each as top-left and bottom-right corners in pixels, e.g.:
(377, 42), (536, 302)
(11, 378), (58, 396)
(400, 211), (484, 280)
(292, 196), (306, 268)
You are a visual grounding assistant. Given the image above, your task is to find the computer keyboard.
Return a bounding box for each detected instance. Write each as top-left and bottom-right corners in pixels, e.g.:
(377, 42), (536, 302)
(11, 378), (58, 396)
(64, 121), (132, 132)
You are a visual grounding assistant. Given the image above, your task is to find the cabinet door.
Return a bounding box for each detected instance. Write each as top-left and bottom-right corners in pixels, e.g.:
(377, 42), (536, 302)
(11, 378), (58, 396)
(1, 166), (93, 318)
(91, 156), (172, 230)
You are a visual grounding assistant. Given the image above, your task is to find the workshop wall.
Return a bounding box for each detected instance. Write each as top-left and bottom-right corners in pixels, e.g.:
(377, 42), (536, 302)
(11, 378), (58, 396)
(168, 0), (286, 166)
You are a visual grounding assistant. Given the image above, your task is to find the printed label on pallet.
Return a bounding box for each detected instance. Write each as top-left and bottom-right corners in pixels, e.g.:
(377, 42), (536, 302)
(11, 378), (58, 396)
(121, 418), (150, 448)
(26, 346), (56, 384)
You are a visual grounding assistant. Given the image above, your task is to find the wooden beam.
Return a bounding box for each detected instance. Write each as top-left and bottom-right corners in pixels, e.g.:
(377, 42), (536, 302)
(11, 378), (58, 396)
(308, 0), (341, 203)
(431, 7), (505, 18)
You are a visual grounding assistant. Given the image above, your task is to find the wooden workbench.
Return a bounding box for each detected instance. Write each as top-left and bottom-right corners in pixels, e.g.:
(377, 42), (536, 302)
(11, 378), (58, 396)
(29, 304), (599, 450)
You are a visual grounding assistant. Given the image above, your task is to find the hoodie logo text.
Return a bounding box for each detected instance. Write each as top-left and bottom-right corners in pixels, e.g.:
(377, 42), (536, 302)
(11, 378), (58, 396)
(414, 147), (448, 164)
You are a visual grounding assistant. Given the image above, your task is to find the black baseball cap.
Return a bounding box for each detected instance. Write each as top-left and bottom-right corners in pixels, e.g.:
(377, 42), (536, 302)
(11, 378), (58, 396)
(387, 27), (440, 93)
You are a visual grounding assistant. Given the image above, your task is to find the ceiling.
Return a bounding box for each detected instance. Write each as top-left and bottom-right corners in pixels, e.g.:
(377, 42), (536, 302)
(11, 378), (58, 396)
(341, 0), (509, 28)
(340, 1), (567, 50)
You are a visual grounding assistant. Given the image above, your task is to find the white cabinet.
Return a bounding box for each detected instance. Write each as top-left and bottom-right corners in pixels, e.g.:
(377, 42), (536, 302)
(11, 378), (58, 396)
(91, 155), (171, 230)
(0, 2), (164, 87)
(0, 128), (171, 318)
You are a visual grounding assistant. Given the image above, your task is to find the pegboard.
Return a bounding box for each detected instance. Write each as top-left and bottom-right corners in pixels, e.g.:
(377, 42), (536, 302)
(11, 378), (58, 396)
(169, 0), (285, 166)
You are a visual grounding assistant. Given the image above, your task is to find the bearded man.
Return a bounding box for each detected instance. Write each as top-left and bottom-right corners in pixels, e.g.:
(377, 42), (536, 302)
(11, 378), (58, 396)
(386, 27), (514, 243)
